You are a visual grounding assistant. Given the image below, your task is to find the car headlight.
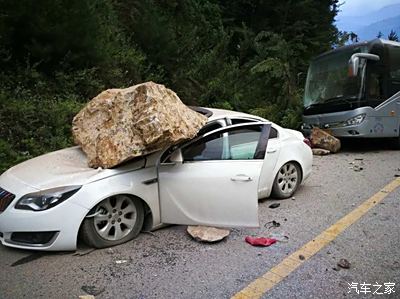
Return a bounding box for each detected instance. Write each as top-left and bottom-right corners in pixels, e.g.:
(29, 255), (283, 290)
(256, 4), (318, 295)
(344, 114), (366, 126)
(15, 186), (81, 211)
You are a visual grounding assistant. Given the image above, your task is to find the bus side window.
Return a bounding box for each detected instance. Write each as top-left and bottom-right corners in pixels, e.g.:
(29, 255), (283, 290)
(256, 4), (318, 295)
(369, 72), (383, 99)
(388, 45), (400, 96)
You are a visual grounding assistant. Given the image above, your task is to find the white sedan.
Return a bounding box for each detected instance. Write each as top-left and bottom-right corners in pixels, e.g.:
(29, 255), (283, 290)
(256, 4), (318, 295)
(0, 108), (312, 251)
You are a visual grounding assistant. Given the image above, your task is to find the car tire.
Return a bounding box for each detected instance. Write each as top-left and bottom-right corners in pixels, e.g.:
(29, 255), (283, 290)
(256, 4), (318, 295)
(81, 195), (144, 248)
(271, 162), (301, 199)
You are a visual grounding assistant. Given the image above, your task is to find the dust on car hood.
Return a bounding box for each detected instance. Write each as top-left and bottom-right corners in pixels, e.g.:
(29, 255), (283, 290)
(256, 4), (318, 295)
(3, 146), (146, 190)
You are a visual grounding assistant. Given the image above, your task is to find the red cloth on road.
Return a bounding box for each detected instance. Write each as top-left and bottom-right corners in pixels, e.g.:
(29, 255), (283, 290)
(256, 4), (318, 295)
(245, 236), (277, 247)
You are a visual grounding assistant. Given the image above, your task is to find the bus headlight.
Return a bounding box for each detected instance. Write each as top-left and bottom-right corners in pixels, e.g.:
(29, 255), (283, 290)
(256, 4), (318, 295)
(301, 123), (313, 130)
(344, 114), (366, 126)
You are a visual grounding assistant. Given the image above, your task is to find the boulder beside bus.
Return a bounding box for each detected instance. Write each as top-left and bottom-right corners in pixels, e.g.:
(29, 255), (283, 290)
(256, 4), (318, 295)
(310, 128), (341, 153)
(72, 82), (207, 168)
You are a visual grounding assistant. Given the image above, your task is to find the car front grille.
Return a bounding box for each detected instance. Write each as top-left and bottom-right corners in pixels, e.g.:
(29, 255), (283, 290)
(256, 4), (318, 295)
(0, 187), (15, 212)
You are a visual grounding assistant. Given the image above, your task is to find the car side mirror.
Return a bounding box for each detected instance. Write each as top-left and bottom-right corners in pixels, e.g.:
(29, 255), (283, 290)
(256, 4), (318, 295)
(348, 53), (380, 77)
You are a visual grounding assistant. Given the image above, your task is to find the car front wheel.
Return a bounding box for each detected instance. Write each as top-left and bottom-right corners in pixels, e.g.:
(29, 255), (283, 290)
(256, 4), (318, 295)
(81, 195), (144, 248)
(271, 162), (301, 199)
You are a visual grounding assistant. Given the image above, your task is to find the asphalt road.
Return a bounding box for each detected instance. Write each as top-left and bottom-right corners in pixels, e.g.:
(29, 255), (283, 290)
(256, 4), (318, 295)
(0, 140), (399, 299)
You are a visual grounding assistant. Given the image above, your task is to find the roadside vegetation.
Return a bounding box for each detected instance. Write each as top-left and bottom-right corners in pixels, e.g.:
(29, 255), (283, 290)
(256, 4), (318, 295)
(0, 0), (340, 172)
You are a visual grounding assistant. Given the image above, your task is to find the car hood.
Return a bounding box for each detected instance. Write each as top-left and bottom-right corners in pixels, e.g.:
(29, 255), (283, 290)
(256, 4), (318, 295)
(2, 146), (146, 190)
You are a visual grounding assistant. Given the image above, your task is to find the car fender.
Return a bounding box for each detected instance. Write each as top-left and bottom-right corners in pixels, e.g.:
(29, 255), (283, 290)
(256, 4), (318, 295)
(273, 139), (312, 183)
(70, 167), (160, 230)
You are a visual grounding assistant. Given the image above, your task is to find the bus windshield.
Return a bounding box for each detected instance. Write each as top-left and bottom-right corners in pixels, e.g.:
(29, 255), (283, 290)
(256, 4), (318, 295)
(304, 46), (368, 108)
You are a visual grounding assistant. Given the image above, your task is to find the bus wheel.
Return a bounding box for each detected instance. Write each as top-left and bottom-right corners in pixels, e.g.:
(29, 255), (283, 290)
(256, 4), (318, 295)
(393, 136), (400, 150)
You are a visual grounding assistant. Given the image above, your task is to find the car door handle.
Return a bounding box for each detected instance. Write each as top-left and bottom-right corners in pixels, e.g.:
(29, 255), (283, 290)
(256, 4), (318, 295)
(231, 174), (252, 182)
(267, 148), (277, 153)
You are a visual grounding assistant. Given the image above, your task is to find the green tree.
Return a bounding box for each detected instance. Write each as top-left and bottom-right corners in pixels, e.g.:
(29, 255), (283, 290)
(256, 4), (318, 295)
(388, 30), (399, 41)
(0, 0), (341, 172)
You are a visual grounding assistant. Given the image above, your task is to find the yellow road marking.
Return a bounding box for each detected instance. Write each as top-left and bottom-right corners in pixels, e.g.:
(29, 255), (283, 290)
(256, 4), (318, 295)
(232, 178), (400, 299)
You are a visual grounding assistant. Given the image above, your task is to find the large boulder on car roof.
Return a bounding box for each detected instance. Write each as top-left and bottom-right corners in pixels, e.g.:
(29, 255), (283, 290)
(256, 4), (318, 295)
(72, 82), (207, 168)
(310, 128), (341, 153)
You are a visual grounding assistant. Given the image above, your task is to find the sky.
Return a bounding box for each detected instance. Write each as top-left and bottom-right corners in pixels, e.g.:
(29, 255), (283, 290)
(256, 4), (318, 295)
(338, 0), (400, 16)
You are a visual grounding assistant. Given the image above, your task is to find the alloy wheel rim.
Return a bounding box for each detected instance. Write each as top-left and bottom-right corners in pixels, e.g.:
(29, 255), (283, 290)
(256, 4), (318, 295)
(93, 195), (137, 241)
(277, 163), (298, 194)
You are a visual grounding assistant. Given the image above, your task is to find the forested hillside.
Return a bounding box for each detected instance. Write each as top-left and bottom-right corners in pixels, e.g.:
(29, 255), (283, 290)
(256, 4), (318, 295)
(0, 0), (340, 172)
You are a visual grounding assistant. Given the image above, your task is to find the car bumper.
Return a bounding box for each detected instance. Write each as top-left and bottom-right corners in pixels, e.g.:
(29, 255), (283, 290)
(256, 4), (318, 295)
(0, 198), (89, 251)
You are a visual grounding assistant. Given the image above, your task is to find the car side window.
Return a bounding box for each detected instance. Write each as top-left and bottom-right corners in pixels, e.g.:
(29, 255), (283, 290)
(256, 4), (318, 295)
(230, 118), (258, 125)
(182, 124), (266, 161)
(269, 127), (278, 139)
(160, 121), (224, 163)
(197, 121), (224, 136)
(230, 118), (278, 139)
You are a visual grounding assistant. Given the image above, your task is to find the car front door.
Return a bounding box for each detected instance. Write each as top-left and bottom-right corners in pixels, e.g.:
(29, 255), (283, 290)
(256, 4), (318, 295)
(157, 123), (271, 227)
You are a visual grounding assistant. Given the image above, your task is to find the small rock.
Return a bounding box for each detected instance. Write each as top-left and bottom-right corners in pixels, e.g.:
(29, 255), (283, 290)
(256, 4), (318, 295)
(269, 203), (280, 209)
(265, 220), (281, 228)
(187, 226), (230, 243)
(73, 248), (96, 256)
(338, 258), (351, 269)
(79, 296), (95, 299)
(299, 255), (305, 260)
(81, 286), (105, 296)
(106, 248), (115, 254)
(312, 148), (330, 156)
(115, 260), (127, 264)
(291, 197), (296, 200)
(272, 220), (280, 227)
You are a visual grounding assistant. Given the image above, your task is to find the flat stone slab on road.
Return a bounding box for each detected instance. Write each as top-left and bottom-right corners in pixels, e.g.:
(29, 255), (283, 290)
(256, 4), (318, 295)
(187, 226), (230, 242)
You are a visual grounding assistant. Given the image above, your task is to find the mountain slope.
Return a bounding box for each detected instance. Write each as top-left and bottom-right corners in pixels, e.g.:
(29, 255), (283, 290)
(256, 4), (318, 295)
(356, 14), (400, 40)
(336, 4), (400, 33)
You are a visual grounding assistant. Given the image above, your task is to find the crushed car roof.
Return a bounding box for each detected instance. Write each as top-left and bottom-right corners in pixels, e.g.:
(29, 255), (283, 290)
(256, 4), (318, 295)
(190, 106), (265, 122)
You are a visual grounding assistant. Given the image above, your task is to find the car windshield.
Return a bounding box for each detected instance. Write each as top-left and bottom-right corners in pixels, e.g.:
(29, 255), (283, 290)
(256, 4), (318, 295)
(304, 46), (368, 108)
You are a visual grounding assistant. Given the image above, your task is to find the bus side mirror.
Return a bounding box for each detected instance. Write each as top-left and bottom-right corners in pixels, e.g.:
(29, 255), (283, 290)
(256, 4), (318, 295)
(348, 56), (360, 77)
(348, 53), (380, 77)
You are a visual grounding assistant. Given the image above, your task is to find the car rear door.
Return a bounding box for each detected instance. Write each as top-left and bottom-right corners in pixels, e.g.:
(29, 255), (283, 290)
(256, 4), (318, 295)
(157, 122), (271, 227)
